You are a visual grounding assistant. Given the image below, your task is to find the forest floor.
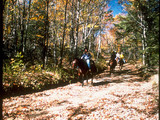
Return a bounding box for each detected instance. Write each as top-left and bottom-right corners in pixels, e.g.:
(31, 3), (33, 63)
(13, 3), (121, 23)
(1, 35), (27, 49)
(3, 63), (159, 120)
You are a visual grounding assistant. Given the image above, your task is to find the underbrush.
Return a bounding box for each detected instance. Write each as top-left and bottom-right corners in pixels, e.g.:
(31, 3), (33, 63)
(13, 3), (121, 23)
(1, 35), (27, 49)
(95, 58), (107, 72)
(3, 53), (74, 97)
(3, 53), (106, 97)
(3, 65), (74, 95)
(128, 59), (158, 81)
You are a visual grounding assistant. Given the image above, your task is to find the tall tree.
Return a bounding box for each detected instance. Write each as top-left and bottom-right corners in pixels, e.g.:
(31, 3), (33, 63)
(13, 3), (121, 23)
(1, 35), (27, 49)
(60, 0), (69, 66)
(117, 0), (159, 66)
(0, 0), (5, 119)
(43, 0), (49, 69)
(23, 0), (32, 53)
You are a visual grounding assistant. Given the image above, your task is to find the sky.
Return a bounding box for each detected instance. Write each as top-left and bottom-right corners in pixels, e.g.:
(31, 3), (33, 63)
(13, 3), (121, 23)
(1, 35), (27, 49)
(108, 0), (126, 17)
(94, 0), (127, 36)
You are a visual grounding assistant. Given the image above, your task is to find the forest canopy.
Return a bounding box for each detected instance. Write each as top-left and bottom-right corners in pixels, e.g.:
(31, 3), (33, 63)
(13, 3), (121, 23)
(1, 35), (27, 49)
(2, 0), (159, 93)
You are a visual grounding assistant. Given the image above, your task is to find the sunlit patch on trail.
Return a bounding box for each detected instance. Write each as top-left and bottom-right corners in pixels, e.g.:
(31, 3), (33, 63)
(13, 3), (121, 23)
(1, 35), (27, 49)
(3, 64), (158, 120)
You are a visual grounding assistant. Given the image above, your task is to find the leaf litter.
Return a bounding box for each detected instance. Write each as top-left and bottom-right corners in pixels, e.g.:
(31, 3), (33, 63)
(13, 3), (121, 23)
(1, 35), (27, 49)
(3, 63), (159, 120)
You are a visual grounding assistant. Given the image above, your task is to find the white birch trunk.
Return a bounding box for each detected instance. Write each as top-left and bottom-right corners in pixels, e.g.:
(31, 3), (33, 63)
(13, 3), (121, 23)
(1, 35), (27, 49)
(74, 0), (80, 56)
(140, 12), (146, 65)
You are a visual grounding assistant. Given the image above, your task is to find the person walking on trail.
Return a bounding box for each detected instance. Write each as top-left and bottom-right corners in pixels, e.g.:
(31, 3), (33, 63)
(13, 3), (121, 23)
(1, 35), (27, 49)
(120, 52), (125, 63)
(81, 48), (92, 69)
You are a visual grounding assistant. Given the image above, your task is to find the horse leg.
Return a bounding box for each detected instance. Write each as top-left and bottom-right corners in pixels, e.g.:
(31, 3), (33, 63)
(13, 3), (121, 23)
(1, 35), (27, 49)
(82, 80), (84, 87)
(110, 67), (111, 74)
(86, 75), (88, 86)
(81, 75), (84, 87)
(91, 73), (93, 86)
(84, 73), (89, 86)
(110, 66), (113, 74)
(120, 63), (122, 70)
(110, 61), (114, 74)
(120, 63), (123, 70)
(78, 73), (83, 86)
(119, 64), (121, 71)
(119, 61), (123, 71)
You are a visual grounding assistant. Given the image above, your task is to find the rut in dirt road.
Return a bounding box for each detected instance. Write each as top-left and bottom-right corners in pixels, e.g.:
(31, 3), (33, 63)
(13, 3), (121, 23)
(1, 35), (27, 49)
(3, 63), (159, 120)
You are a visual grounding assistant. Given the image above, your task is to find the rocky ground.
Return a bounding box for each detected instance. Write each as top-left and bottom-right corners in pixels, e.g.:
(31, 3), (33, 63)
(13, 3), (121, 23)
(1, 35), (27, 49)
(3, 63), (159, 120)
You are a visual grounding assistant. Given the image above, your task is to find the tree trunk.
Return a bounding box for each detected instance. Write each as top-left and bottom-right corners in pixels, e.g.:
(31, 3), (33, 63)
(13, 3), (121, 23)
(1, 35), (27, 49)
(18, 0), (26, 53)
(52, 2), (58, 66)
(43, 0), (49, 69)
(69, 0), (75, 59)
(23, 0), (31, 53)
(74, 0), (80, 57)
(12, 0), (18, 54)
(97, 34), (101, 59)
(60, 0), (68, 66)
(0, 0), (5, 119)
(140, 12), (147, 65)
(97, 17), (102, 59)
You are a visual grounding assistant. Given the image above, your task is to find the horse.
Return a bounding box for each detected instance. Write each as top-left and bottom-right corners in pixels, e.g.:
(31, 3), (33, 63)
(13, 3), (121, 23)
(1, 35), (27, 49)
(72, 58), (97, 86)
(109, 58), (117, 74)
(119, 58), (124, 70)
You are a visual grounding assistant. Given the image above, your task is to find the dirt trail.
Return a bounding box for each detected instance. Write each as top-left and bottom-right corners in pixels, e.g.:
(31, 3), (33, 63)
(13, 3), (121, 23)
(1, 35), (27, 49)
(3, 63), (159, 120)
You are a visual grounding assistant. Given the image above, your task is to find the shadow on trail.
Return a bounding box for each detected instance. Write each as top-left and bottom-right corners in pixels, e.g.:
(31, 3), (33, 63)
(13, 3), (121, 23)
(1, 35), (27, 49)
(111, 92), (159, 116)
(3, 78), (79, 99)
(67, 104), (100, 120)
(96, 69), (130, 79)
(3, 64), (157, 99)
(93, 81), (110, 86)
(3, 67), (106, 99)
(68, 104), (104, 120)
(93, 74), (126, 86)
(93, 80), (124, 86)
(93, 64), (158, 87)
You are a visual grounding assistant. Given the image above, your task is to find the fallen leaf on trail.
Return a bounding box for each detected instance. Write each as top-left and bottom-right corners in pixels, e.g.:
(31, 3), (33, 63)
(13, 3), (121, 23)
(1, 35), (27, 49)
(3, 64), (159, 120)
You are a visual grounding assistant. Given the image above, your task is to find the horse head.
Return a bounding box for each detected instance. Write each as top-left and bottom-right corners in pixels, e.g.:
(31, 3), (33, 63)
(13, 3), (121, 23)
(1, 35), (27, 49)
(72, 58), (79, 69)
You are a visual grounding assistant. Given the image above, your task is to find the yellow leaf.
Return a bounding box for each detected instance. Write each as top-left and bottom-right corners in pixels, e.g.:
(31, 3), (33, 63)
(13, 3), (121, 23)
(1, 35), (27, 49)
(50, 43), (54, 46)
(36, 34), (44, 38)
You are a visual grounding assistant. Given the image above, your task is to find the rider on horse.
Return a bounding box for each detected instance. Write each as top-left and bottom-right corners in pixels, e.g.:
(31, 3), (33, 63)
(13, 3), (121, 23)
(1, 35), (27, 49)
(116, 52), (120, 63)
(120, 52), (125, 63)
(81, 48), (92, 70)
(109, 51), (117, 66)
(111, 51), (116, 61)
(109, 51), (117, 73)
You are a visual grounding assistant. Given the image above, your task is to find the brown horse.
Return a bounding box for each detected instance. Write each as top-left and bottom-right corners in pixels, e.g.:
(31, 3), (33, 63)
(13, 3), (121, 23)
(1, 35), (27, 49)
(72, 58), (97, 86)
(109, 59), (117, 74)
(119, 58), (124, 70)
